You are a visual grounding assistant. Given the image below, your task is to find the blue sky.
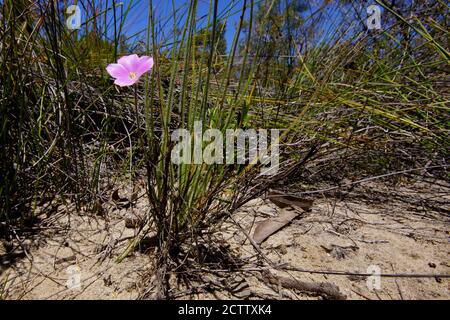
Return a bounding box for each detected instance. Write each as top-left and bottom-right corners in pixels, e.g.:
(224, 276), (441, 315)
(72, 0), (383, 52)
(114, 0), (363, 51)
(116, 0), (245, 50)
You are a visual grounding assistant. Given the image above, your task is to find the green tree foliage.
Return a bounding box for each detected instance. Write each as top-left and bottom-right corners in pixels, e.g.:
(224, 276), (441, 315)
(194, 22), (227, 60)
(241, 0), (308, 89)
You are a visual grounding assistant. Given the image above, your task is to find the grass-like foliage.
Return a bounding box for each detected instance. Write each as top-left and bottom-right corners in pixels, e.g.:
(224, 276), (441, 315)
(0, 0), (448, 297)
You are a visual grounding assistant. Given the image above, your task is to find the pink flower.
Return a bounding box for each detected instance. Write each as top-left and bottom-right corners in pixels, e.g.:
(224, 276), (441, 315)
(106, 54), (154, 87)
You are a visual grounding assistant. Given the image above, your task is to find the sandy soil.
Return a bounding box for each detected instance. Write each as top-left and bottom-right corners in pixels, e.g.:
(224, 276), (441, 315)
(1, 180), (449, 300)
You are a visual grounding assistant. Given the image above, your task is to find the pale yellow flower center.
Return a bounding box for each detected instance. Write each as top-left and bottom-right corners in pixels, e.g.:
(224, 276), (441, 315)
(129, 72), (137, 80)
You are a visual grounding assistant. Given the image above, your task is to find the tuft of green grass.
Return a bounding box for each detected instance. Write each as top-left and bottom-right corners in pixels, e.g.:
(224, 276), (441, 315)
(0, 0), (448, 298)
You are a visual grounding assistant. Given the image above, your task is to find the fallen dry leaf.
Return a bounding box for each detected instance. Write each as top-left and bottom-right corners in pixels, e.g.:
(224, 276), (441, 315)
(267, 190), (313, 211)
(252, 209), (300, 244)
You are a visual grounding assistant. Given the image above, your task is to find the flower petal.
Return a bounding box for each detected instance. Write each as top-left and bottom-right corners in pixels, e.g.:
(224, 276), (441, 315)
(117, 54), (140, 72)
(135, 56), (154, 77)
(106, 63), (128, 79)
(114, 77), (138, 87)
